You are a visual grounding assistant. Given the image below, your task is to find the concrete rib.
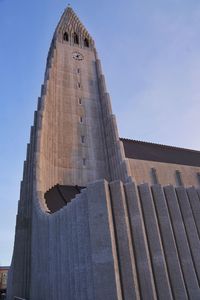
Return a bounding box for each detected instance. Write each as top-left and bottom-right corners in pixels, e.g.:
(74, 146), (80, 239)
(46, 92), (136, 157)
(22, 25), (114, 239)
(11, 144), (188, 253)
(164, 185), (200, 299)
(138, 183), (173, 300)
(76, 195), (87, 299)
(86, 180), (122, 300)
(187, 187), (200, 239)
(151, 184), (187, 299)
(110, 180), (140, 300)
(176, 187), (200, 285)
(124, 181), (157, 300)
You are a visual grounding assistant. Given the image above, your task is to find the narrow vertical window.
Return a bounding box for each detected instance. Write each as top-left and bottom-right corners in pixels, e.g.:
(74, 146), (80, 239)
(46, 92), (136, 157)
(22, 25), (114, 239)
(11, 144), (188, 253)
(81, 136), (85, 143)
(83, 158), (86, 166)
(175, 170), (183, 186)
(197, 172), (200, 186)
(80, 116), (83, 123)
(78, 98), (82, 105)
(77, 82), (81, 88)
(77, 68), (80, 74)
(84, 38), (89, 47)
(74, 33), (79, 44)
(151, 168), (159, 184)
(63, 32), (69, 41)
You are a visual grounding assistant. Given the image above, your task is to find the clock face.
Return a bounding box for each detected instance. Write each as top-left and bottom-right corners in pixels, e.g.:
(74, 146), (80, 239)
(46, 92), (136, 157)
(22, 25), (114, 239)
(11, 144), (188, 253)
(72, 52), (84, 61)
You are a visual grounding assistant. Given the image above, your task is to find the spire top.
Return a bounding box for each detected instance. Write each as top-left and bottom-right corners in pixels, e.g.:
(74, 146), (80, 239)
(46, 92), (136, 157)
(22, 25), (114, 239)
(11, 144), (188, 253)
(54, 5), (94, 48)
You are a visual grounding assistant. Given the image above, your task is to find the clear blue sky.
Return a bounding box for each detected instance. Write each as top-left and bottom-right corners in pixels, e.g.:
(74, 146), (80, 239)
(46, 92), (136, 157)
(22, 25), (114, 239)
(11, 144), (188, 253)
(1, 0), (200, 265)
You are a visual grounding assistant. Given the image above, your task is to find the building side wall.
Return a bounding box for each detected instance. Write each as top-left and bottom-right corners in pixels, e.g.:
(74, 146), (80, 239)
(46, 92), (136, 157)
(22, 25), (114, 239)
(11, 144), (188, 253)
(9, 7), (200, 300)
(128, 158), (200, 187)
(7, 9), (130, 298)
(7, 179), (200, 299)
(30, 180), (122, 300)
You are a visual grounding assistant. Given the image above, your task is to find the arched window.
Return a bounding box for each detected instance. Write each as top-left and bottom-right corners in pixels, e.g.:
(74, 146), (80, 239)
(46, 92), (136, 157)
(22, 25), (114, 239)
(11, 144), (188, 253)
(74, 33), (79, 44)
(84, 38), (89, 47)
(63, 32), (69, 42)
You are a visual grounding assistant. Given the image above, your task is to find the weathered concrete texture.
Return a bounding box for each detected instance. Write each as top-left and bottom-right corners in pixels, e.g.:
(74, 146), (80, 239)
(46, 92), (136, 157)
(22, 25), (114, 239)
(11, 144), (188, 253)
(164, 185), (200, 299)
(8, 180), (123, 300)
(86, 181), (122, 300)
(176, 187), (200, 284)
(8, 178), (200, 299)
(187, 187), (200, 238)
(110, 181), (140, 300)
(125, 182), (157, 299)
(138, 183), (173, 300)
(8, 6), (130, 299)
(7, 5), (200, 300)
(151, 185), (187, 299)
(128, 158), (200, 187)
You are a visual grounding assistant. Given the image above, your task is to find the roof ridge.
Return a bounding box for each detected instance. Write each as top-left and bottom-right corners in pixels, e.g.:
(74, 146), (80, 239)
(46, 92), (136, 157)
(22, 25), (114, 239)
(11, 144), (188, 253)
(120, 137), (200, 154)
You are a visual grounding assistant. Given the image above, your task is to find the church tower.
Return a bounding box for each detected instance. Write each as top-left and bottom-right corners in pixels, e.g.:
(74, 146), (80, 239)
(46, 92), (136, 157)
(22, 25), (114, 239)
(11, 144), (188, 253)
(7, 6), (200, 300)
(7, 6), (130, 300)
(34, 6), (130, 208)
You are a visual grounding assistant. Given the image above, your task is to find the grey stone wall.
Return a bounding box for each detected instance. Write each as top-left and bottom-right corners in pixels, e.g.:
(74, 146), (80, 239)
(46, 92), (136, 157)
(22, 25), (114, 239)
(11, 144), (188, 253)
(7, 7), (200, 300)
(8, 178), (200, 299)
(7, 6), (129, 297)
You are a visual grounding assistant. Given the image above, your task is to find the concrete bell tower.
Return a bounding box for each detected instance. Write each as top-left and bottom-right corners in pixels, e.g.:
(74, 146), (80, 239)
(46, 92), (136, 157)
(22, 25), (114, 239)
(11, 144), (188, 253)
(37, 6), (129, 196)
(7, 7), (130, 299)
(7, 6), (200, 300)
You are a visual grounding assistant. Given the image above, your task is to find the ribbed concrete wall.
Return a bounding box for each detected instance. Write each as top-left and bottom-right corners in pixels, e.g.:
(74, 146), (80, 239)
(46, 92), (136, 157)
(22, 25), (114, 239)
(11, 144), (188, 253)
(7, 7), (131, 299)
(8, 180), (123, 300)
(7, 7), (200, 300)
(8, 178), (200, 299)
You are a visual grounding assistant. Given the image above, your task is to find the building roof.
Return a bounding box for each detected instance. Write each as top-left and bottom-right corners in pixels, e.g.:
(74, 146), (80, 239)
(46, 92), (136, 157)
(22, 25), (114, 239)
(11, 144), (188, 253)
(121, 138), (200, 167)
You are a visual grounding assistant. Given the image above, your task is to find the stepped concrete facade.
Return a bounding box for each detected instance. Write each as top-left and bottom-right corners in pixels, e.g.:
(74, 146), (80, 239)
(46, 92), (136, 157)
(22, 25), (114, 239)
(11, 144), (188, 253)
(7, 6), (200, 300)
